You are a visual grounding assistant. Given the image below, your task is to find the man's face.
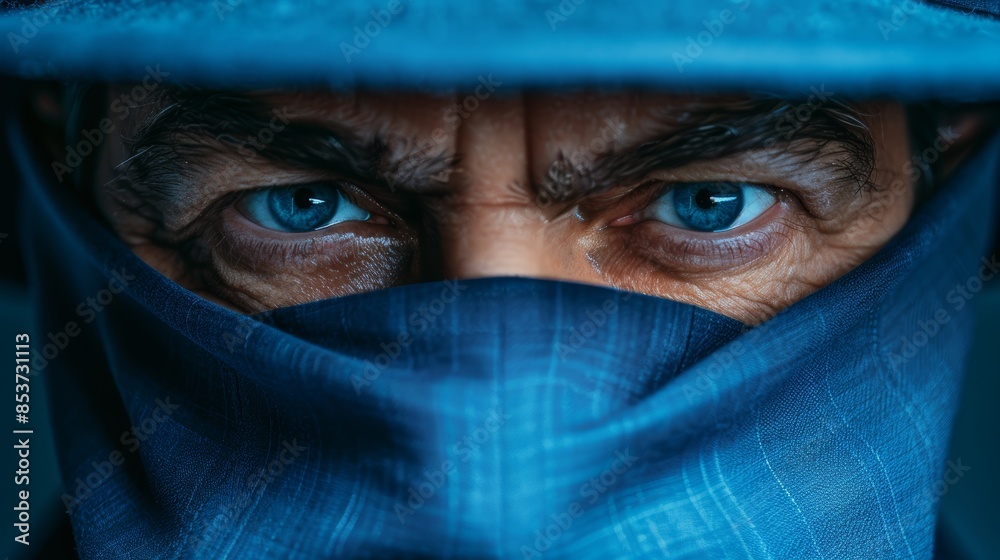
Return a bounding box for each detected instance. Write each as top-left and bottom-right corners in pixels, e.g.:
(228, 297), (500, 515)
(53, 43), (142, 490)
(94, 88), (914, 323)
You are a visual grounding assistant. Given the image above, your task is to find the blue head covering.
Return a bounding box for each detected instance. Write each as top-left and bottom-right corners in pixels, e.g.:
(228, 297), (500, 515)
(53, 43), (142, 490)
(4, 1), (1000, 558)
(2, 0), (1000, 98)
(10, 119), (1000, 557)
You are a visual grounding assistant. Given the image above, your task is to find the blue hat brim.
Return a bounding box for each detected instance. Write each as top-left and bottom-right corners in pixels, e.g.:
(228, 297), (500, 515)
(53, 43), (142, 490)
(2, 0), (1000, 99)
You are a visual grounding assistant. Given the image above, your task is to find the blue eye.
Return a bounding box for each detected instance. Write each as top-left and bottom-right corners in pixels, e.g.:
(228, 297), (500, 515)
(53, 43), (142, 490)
(647, 182), (776, 232)
(237, 183), (370, 232)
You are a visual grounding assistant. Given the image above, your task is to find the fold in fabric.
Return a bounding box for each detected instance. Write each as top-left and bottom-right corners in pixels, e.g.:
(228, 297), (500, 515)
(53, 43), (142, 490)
(12, 119), (1000, 558)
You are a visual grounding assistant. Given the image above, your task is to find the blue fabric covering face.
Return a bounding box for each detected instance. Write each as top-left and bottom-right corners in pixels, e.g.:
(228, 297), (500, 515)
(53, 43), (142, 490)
(11, 114), (1000, 558)
(2, 0), (1000, 98)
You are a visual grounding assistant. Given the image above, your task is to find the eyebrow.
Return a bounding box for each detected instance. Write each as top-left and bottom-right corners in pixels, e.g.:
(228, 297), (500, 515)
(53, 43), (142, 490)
(121, 90), (875, 211)
(537, 97), (876, 207)
(119, 89), (454, 204)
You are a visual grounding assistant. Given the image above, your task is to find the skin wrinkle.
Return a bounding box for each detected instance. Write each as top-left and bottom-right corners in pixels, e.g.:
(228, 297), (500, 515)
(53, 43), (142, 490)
(94, 88), (916, 323)
(587, 100), (876, 208)
(121, 91), (876, 214)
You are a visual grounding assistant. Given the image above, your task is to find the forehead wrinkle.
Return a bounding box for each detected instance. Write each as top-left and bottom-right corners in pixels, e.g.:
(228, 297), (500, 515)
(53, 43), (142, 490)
(531, 96), (876, 207)
(216, 91), (460, 194)
(121, 89), (875, 218)
(379, 135), (457, 194)
(119, 88), (461, 201)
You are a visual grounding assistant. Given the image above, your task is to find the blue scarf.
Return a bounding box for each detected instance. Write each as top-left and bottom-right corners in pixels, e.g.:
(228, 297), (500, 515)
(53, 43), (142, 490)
(13, 122), (999, 558)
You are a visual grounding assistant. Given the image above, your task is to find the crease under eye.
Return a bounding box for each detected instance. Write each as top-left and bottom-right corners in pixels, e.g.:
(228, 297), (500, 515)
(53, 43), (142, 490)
(235, 182), (370, 232)
(644, 182), (777, 232)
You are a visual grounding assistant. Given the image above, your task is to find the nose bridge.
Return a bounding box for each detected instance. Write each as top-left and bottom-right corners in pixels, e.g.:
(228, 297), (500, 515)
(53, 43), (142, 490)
(436, 93), (556, 280)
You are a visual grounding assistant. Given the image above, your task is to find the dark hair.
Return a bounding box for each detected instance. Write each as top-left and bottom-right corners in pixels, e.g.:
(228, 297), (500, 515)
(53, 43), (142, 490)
(56, 84), (996, 207)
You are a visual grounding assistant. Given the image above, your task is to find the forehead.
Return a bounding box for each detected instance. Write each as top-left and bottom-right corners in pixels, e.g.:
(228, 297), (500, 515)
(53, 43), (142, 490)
(107, 85), (898, 211)
(249, 90), (754, 145)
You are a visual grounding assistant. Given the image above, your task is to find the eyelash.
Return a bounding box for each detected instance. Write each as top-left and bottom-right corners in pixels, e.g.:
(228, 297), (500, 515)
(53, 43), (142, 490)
(594, 180), (795, 272)
(606, 182), (778, 229)
(209, 180), (416, 273)
(234, 181), (397, 229)
(235, 183), (376, 233)
(214, 176), (795, 285)
(631, 214), (789, 269)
